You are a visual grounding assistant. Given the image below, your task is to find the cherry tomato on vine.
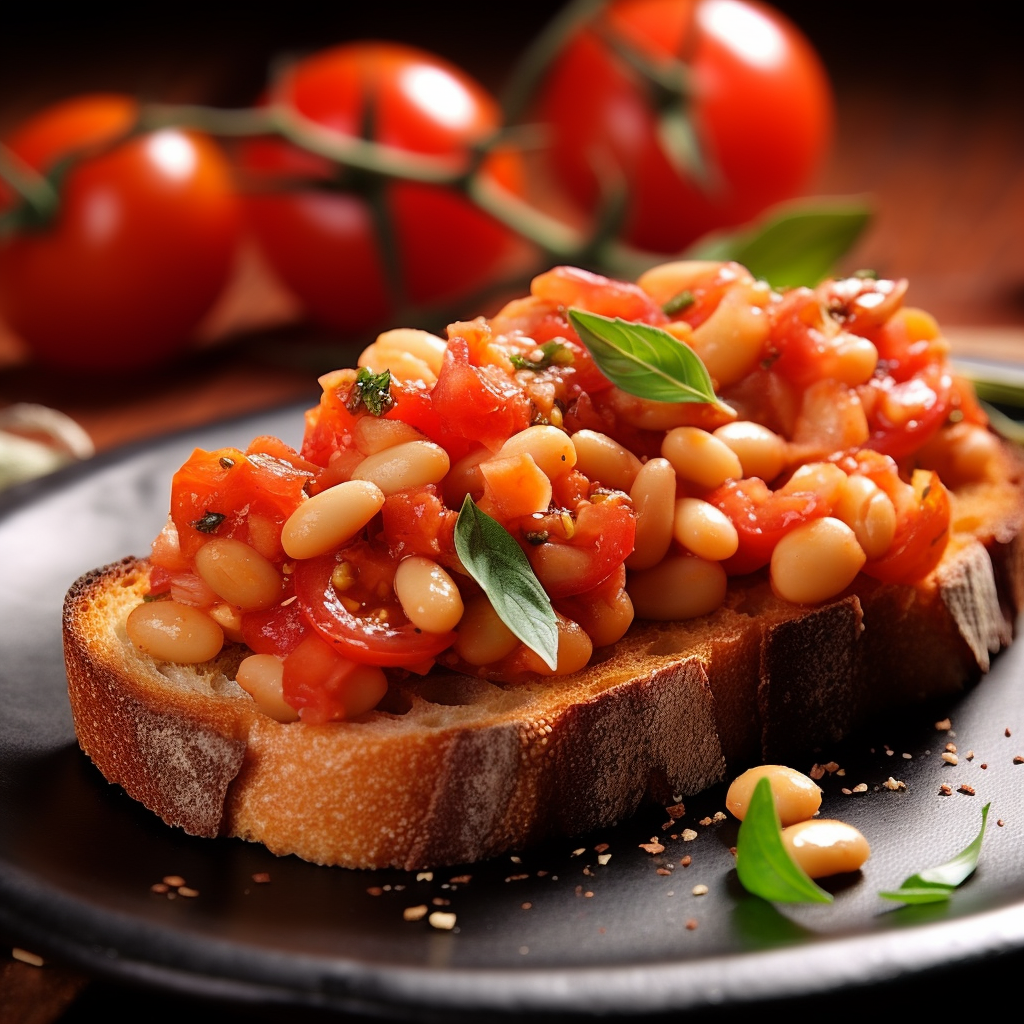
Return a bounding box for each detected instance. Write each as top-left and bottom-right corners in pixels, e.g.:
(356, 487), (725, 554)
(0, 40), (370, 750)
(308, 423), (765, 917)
(0, 94), (241, 371)
(240, 42), (525, 335)
(534, 0), (834, 253)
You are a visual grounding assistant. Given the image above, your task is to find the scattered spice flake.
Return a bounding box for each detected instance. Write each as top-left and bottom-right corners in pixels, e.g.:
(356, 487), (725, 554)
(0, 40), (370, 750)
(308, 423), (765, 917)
(252, 873), (271, 884)
(11, 948), (44, 967)
(661, 819), (675, 831)
(656, 868), (672, 876)
(428, 911), (457, 931)
(1014, 755), (1024, 765)
(959, 784), (976, 796)
(162, 875), (186, 888)
(583, 867), (594, 877)
(521, 902), (532, 910)
(680, 855), (692, 867)
(505, 874), (530, 883)
(177, 887), (199, 898)
(942, 752), (959, 765)
(403, 905), (428, 922)
(367, 887), (384, 896)
(150, 883), (169, 895)
(837, 769), (846, 776)
(966, 751), (975, 761)
(936, 718), (952, 731)
(883, 777), (907, 791)
(681, 829), (698, 842)
(685, 919), (698, 931)
(536, 870), (549, 877)
(640, 839), (665, 855)
(449, 874), (472, 884)
(1007, 728), (1013, 737)
(692, 884), (709, 896)
(416, 871), (433, 882)
(510, 855), (522, 864)
(584, 891), (594, 898)
(598, 853), (612, 866)
(432, 897), (451, 906)
(594, 843), (609, 854)
(809, 764), (825, 780)
(823, 761), (840, 774)
(981, 763), (989, 770)
(665, 803), (686, 819)
(998, 820), (1005, 827)
(940, 784), (953, 796)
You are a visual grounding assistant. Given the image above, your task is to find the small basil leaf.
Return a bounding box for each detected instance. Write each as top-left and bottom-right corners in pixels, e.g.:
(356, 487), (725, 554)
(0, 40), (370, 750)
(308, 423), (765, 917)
(454, 496), (559, 670)
(879, 803), (990, 904)
(347, 367), (395, 417)
(735, 777), (833, 904)
(687, 199), (872, 288)
(567, 308), (727, 408)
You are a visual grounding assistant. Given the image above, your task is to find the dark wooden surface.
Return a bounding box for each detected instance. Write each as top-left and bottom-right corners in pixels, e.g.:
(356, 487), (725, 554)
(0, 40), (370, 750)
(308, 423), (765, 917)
(2, 3), (1023, 1019)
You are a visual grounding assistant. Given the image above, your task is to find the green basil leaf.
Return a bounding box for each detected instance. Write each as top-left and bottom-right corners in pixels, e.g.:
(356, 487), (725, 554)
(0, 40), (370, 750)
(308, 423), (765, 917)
(347, 367), (395, 417)
(686, 199), (872, 288)
(567, 308), (727, 409)
(454, 496), (559, 670)
(879, 803), (990, 904)
(735, 777), (833, 904)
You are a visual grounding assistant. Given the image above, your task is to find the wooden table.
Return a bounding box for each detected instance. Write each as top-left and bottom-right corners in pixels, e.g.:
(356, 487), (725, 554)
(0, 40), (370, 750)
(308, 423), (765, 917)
(2, 4), (1023, 1020)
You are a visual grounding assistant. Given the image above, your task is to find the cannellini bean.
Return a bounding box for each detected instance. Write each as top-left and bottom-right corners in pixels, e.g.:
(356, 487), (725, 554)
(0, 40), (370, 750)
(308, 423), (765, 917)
(370, 328), (447, 375)
(782, 461), (848, 505)
(351, 440), (450, 496)
(571, 430), (642, 490)
(358, 342), (436, 385)
(235, 653), (299, 722)
(282, 479), (385, 560)
(443, 448), (489, 508)
(626, 457), (676, 570)
(394, 556), (464, 634)
(341, 663), (390, 719)
(352, 416), (424, 456)
(569, 588), (635, 648)
(453, 595), (520, 666)
(830, 332), (878, 386)
(833, 474), (897, 560)
(770, 517), (866, 604)
(126, 601), (224, 664)
(194, 538), (282, 611)
(781, 819), (871, 878)
(792, 380), (869, 452)
(673, 497), (739, 561)
(627, 554), (727, 620)
(712, 421), (787, 483)
(690, 279), (772, 387)
(498, 425), (577, 480)
(207, 603), (244, 644)
(661, 426), (742, 489)
(725, 765), (822, 826)
(517, 614), (593, 676)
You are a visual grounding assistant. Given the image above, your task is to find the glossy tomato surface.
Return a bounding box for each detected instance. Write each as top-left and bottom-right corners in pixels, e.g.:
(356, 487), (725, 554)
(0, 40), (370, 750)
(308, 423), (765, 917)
(241, 42), (523, 335)
(534, 0), (833, 252)
(0, 94), (241, 371)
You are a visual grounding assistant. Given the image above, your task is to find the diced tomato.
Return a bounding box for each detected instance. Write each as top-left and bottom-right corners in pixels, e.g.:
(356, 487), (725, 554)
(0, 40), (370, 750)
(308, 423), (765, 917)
(707, 477), (831, 575)
(431, 333), (532, 451)
(293, 550), (456, 666)
(524, 499), (635, 598)
(170, 446), (310, 560)
(241, 595), (311, 657)
(531, 265), (667, 323)
(860, 364), (953, 461)
(281, 634), (387, 724)
(381, 485), (458, 564)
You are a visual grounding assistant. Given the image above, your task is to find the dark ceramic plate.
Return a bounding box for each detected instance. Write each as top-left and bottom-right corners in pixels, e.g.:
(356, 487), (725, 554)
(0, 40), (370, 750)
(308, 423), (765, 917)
(3, 402), (1024, 1020)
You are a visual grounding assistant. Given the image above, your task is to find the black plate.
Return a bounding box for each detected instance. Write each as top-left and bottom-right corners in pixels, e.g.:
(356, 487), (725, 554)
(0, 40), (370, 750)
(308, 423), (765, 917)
(3, 402), (1024, 1020)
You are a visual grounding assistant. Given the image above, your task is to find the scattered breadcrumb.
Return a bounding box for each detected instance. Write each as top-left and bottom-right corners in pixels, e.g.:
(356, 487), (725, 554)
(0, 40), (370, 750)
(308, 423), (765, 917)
(935, 718), (952, 731)
(584, 891), (594, 898)
(428, 911), (457, 931)
(505, 874), (529, 883)
(571, 848), (586, 857)
(664, 803), (686, 819)
(939, 784), (953, 795)
(945, 742), (957, 753)
(681, 829), (698, 842)
(366, 886), (383, 896)
(11, 949), (44, 967)
(521, 902), (532, 910)
(598, 853), (612, 866)
(883, 777), (906, 791)
(901, 753), (912, 760)
(416, 871), (433, 882)
(1014, 755), (1024, 765)
(699, 817), (713, 826)
(150, 883), (169, 894)
(594, 843), (609, 854)
(692, 885), (709, 896)
(639, 840), (665, 855)
(656, 868), (672, 876)
(685, 919), (698, 931)
(177, 887), (199, 898)
(809, 764), (825, 780)
(837, 768), (846, 776)
(680, 855), (692, 867)
(958, 784), (976, 796)
(450, 874), (472, 884)
(966, 751), (975, 761)
(403, 905), (428, 922)
(432, 897), (450, 906)
(1007, 728), (1013, 737)
(942, 752), (959, 765)
(251, 872), (270, 884)
(162, 875), (186, 887)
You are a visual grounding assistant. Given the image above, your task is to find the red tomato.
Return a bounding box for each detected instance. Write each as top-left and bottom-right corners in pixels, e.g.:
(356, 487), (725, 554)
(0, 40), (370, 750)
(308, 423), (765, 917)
(0, 94), (240, 371)
(534, 0), (833, 252)
(293, 550), (456, 667)
(240, 42), (524, 334)
(707, 477), (830, 574)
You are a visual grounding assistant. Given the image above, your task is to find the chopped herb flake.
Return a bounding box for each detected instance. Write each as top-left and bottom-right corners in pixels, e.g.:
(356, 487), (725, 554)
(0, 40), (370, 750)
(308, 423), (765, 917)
(347, 367), (395, 417)
(510, 340), (573, 372)
(192, 511), (226, 534)
(662, 290), (696, 316)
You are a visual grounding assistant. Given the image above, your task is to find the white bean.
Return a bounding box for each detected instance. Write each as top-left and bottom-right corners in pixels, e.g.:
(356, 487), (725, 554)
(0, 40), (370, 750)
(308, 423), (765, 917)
(194, 538), (282, 611)
(281, 479), (385, 560)
(235, 654), (299, 722)
(394, 556), (464, 634)
(770, 517), (866, 604)
(351, 440), (450, 496)
(126, 601), (224, 664)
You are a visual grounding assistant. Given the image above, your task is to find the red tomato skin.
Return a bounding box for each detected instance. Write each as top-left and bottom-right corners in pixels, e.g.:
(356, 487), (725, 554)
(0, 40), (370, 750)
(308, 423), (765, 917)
(535, 0), (833, 252)
(0, 94), (241, 371)
(241, 43), (523, 334)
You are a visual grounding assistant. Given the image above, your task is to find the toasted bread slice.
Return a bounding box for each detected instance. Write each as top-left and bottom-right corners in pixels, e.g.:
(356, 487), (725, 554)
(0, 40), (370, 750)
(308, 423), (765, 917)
(63, 437), (1024, 869)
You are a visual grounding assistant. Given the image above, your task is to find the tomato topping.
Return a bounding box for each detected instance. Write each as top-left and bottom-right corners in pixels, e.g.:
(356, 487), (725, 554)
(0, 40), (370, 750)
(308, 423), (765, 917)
(241, 597), (311, 657)
(293, 550), (456, 667)
(860, 365), (953, 461)
(708, 478), (830, 575)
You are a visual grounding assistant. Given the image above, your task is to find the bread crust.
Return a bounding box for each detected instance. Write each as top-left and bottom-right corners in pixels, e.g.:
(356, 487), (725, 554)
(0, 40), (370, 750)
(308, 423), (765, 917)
(63, 440), (1024, 869)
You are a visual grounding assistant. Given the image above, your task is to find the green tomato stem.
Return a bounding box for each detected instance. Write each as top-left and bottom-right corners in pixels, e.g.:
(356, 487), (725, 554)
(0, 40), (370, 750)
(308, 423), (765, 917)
(0, 143), (61, 231)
